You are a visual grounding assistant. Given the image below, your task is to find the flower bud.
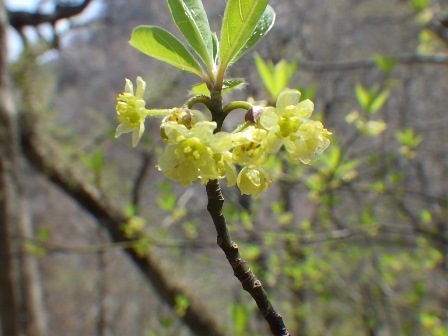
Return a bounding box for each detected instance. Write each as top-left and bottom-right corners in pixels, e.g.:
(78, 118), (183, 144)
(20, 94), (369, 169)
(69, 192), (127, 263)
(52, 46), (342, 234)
(237, 166), (271, 198)
(160, 108), (193, 141)
(245, 105), (265, 123)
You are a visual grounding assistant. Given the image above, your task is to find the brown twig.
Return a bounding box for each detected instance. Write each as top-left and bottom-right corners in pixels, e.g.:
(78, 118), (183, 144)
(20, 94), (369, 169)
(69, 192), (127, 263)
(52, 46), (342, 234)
(206, 179), (290, 336)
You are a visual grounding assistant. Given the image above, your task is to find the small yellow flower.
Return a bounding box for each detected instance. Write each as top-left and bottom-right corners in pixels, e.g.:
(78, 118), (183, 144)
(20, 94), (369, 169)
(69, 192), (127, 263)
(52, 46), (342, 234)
(157, 121), (235, 186)
(115, 76), (148, 147)
(232, 125), (269, 166)
(237, 166), (271, 198)
(260, 88), (331, 164)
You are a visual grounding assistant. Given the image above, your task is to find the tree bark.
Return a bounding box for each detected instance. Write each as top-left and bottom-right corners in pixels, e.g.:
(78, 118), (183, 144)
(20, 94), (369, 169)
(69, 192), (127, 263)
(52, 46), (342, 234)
(0, 1), (47, 335)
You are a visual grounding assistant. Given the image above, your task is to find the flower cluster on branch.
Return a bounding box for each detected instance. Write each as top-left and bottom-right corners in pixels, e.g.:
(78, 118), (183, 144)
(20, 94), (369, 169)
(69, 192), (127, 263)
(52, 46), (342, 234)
(115, 78), (331, 198)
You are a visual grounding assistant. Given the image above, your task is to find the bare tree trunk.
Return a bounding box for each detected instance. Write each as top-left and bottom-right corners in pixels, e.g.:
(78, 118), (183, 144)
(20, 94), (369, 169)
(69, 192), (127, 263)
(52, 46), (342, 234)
(0, 1), (46, 335)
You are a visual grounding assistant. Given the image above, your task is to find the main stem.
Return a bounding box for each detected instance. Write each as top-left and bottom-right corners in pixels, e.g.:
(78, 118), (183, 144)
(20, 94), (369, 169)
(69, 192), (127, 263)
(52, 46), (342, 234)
(206, 180), (290, 336)
(206, 89), (289, 336)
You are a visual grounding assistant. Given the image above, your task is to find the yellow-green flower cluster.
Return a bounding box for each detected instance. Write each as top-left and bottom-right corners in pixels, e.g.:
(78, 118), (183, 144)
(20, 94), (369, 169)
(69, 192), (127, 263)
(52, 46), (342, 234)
(157, 120), (236, 186)
(259, 89), (331, 164)
(115, 80), (331, 198)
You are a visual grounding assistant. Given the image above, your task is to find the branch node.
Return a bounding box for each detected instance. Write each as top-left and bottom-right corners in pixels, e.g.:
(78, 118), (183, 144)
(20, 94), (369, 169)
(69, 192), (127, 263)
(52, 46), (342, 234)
(253, 280), (262, 289)
(240, 270), (256, 290)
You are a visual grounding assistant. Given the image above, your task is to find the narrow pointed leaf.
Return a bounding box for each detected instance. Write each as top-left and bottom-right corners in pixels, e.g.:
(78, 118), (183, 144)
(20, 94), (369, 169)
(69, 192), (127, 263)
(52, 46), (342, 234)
(254, 53), (275, 98)
(191, 83), (210, 96)
(130, 26), (204, 78)
(369, 89), (390, 113)
(272, 59), (296, 99)
(233, 5), (276, 63)
(192, 78), (246, 95)
(212, 33), (219, 64)
(219, 0), (269, 71)
(355, 83), (370, 110)
(223, 78), (246, 91)
(167, 0), (213, 68)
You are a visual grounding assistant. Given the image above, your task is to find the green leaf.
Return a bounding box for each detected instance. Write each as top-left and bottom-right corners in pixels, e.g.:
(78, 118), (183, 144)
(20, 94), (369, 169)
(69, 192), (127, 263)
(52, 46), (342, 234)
(396, 128), (423, 148)
(233, 5), (276, 63)
(130, 26), (205, 79)
(323, 146), (342, 169)
(81, 149), (104, 174)
(191, 78), (246, 95)
(37, 227), (51, 241)
(222, 78), (246, 91)
(368, 89), (390, 113)
(219, 0), (269, 71)
(411, 0), (430, 11)
(298, 83), (317, 101)
(231, 302), (250, 334)
(191, 83), (210, 95)
(211, 32), (219, 63)
(374, 54), (398, 75)
(272, 59), (297, 99)
(167, 0), (213, 68)
(355, 83), (370, 110)
(157, 193), (177, 211)
(254, 53), (274, 95)
(254, 52), (296, 101)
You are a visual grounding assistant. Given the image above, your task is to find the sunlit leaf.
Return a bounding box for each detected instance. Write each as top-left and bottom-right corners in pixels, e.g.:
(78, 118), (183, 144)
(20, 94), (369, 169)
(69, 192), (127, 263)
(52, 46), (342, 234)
(191, 78), (246, 95)
(233, 5), (276, 64)
(231, 302), (250, 334)
(411, 0), (430, 11)
(167, 0), (213, 68)
(254, 53), (274, 95)
(374, 54), (398, 75)
(368, 89), (390, 113)
(355, 83), (370, 110)
(130, 26), (205, 79)
(211, 32), (219, 63)
(219, 0), (269, 71)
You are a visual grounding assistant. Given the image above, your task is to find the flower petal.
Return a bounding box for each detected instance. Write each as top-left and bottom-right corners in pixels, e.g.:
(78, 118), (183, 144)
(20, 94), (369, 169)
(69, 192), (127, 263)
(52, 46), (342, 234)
(135, 76), (146, 98)
(124, 78), (134, 94)
(276, 89), (301, 110)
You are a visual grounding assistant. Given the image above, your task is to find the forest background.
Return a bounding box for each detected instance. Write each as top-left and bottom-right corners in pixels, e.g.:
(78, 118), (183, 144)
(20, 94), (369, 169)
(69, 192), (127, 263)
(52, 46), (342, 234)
(1, 0), (448, 335)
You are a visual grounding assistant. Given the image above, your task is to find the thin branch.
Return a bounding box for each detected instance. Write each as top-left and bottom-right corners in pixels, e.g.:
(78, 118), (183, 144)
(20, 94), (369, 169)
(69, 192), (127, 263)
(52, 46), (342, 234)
(206, 179), (290, 336)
